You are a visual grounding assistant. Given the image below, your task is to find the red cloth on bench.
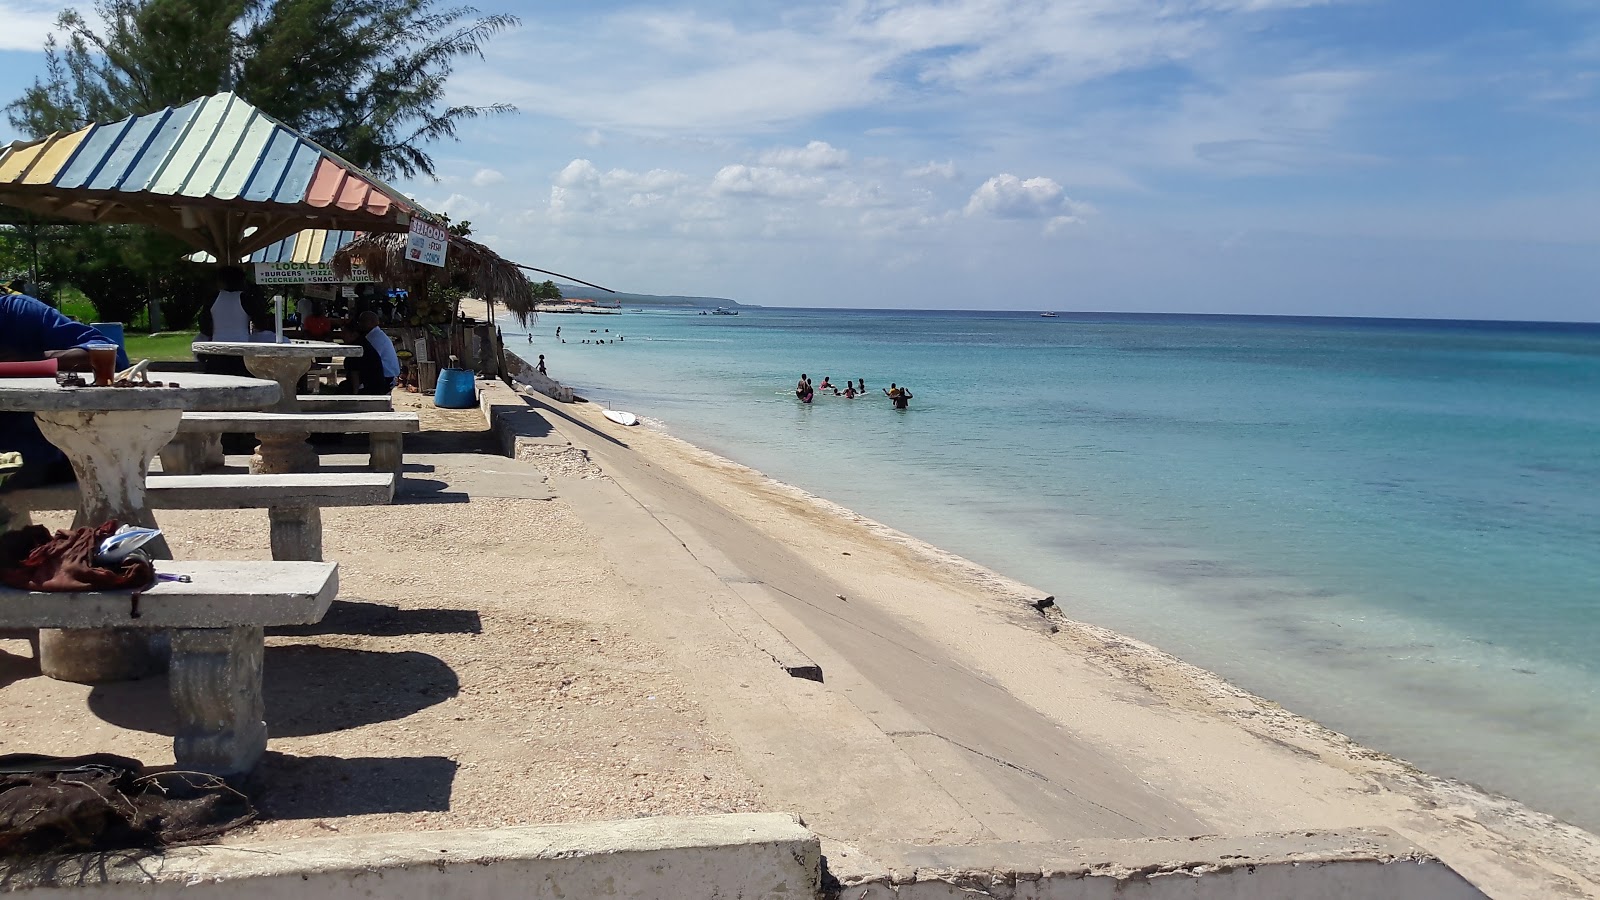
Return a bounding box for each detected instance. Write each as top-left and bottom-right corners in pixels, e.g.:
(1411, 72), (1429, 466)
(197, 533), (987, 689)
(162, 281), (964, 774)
(0, 521), (155, 592)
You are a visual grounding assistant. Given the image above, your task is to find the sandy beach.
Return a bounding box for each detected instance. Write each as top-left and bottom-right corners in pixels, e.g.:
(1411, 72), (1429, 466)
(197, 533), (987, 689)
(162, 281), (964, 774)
(3, 365), (1599, 897)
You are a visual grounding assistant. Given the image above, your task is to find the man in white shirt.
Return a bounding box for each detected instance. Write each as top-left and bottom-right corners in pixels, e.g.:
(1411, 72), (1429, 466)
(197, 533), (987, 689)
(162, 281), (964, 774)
(195, 266), (270, 375)
(347, 311), (400, 394)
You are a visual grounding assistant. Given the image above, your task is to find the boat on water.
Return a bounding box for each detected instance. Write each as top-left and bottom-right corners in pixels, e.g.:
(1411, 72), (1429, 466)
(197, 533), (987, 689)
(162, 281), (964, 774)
(1040, 312), (1058, 318)
(712, 307), (738, 316)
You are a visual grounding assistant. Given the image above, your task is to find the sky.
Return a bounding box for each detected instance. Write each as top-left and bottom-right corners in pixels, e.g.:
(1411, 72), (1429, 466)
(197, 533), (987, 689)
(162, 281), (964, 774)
(1, 0), (1598, 320)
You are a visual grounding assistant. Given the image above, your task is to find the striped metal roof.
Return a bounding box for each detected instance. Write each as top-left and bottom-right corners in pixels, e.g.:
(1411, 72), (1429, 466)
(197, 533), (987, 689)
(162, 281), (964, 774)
(0, 93), (429, 258)
(187, 228), (362, 265)
(249, 228), (363, 264)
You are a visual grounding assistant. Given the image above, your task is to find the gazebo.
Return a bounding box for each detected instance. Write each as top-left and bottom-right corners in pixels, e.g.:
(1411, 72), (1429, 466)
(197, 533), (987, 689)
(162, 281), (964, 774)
(0, 92), (435, 263)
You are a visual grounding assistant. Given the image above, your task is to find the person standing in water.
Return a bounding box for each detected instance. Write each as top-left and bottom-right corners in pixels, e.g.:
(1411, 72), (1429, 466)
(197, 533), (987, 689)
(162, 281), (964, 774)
(884, 383), (913, 409)
(796, 373), (814, 403)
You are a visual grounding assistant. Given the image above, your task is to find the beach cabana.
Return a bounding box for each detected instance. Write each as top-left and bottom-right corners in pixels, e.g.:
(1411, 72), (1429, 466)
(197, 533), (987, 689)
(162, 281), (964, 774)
(332, 231), (536, 323)
(332, 230), (536, 387)
(0, 93), (431, 262)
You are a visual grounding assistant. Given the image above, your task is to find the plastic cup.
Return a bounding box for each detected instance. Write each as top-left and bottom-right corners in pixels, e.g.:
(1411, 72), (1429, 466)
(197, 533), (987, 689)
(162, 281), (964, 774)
(88, 344), (118, 386)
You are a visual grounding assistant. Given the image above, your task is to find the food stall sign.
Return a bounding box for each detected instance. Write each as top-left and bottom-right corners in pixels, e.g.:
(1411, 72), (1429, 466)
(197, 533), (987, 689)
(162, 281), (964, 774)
(255, 261), (375, 284)
(406, 218), (449, 268)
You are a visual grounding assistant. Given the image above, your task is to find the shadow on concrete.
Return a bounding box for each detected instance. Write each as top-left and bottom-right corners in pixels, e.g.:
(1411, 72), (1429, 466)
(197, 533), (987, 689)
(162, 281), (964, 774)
(394, 477), (471, 505)
(0, 637), (39, 691)
(87, 646), (459, 738)
(0, 848), (161, 889)
(407, 428), (497, 455)
(524, 396), (631, 451)
(207, 456), (440, 476)
(308, 427), (496, 456)
(250, 752), (457, 819)
(269, 600), (482, 638)
(494, 407), (554, 439)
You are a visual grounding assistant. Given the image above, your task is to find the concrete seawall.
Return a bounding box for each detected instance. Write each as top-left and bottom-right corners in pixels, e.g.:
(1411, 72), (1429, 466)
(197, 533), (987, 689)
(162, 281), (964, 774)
(825, 828), (1488, 899)
(2, 814), (820, 900)
(0, 817), (1486, 899)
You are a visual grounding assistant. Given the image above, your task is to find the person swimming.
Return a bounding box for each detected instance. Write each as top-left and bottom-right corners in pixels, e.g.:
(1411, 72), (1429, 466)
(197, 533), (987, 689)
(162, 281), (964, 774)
(819, 376), (833, 391)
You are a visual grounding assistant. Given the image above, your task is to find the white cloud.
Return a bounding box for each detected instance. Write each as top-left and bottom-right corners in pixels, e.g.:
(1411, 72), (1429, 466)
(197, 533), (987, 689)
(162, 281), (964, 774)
(518, 150), (967, 250)
(430, 192), (488, 222)
(0, 2), (62, 51)
(1057, 67), (1383, 176)
(1045, 215), (1083, 235)
(548, 159), (697, 225)
(555, 159), (601, 188)
(906, 161), (958, 180)
(452, 0), (1367, 134)
(709, 165), (824, 199)
(758, 140), (851, 170)
(964, 174), (1082, 221)
(821, 181), (896, 209)
(471, 168), (505, 187)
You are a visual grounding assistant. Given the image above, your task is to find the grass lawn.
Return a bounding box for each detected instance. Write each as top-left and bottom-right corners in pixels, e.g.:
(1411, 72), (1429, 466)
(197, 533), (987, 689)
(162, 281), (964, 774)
(124, 331), (198, 361)
(54, 286), (98, 323)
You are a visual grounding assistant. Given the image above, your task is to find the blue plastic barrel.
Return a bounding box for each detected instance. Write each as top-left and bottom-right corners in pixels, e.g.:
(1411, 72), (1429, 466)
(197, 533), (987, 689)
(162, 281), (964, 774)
(90, 322), (125, 354)
(433, 368), (477, 408)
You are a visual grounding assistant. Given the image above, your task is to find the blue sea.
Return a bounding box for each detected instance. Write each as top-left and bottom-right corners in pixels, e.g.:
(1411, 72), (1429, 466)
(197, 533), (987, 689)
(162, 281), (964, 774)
(506, 308), (1600, 831)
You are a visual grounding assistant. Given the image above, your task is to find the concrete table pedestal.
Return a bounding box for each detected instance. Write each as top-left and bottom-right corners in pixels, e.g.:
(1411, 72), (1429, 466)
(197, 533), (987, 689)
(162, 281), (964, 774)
(32, 407), (180, 682)
(0, 374), (280, 683)
(191, 341), (360, 475)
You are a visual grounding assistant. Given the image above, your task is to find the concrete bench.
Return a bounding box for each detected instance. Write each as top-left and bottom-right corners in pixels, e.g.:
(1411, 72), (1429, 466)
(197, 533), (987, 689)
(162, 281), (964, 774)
(296, 394), (393, 413)
(176, 396), (393, 470)
(0, 560), (338, 777)
(1, 472), (395, 561)
(167, 411), (420, 475)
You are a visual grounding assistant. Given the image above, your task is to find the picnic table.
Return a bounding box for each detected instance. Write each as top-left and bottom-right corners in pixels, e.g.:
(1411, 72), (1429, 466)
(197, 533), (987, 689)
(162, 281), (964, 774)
(191, 341), (361, 473)
(0, 372), (279, 682)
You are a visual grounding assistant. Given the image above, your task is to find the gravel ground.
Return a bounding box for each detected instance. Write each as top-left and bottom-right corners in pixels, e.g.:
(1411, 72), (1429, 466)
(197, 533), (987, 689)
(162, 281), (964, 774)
(0, 398), (761, 843)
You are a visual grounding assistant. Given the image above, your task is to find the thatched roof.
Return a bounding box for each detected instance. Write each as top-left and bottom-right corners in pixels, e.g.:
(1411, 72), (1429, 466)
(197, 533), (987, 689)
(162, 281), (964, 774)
(331, 230), (536, 324)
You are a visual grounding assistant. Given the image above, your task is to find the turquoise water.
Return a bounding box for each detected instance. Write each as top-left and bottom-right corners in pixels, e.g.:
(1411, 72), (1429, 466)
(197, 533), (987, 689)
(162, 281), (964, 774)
(509, 309), (1600, 830)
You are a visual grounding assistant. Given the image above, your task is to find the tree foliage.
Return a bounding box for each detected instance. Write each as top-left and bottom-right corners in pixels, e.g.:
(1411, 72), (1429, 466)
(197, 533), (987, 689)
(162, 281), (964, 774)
(0, 219), (213, 326)
(7, 0), (519, 179)
(4, 0), (519, 328)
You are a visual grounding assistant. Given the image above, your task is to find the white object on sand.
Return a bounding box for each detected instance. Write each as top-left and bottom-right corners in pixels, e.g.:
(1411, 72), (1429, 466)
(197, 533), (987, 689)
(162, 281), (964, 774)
(603, 409), (639, 426)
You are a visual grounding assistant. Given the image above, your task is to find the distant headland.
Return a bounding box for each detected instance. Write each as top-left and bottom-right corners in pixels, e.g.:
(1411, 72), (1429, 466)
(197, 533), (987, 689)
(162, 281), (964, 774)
(538, 285), (751, 313)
